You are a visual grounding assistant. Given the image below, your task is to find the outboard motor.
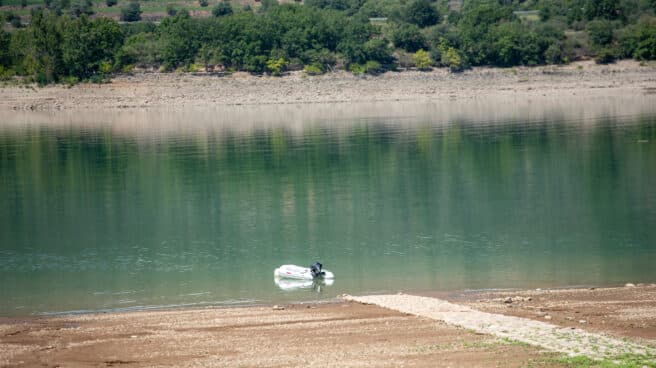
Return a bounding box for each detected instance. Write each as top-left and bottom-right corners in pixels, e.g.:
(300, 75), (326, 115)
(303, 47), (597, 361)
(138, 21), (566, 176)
(310, 262), (325, 278)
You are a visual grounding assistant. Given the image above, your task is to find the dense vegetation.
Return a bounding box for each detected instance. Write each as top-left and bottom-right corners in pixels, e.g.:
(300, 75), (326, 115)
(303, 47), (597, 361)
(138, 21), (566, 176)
(0, 0), (655, 83)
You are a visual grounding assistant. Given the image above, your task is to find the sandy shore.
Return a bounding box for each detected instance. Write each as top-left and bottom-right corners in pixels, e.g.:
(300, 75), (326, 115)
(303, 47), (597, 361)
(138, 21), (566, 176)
(1, 286), (655, 367)
(0, 60), (655, 111)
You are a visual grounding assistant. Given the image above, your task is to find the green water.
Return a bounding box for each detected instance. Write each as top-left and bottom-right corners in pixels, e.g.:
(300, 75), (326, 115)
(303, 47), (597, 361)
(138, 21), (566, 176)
(1, 106), (655, 316)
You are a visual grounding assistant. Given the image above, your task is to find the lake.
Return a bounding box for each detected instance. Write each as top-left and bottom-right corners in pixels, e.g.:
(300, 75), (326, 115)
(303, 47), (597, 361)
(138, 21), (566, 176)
(1, 98), (655, 316)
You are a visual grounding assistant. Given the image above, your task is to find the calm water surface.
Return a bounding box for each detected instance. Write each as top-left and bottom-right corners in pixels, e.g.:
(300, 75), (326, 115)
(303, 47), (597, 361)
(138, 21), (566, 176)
(1, 104), (655, 315)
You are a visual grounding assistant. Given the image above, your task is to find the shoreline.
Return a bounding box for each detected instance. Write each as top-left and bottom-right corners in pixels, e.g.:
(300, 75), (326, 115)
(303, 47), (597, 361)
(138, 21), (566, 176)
(1, 285), (655, 367)
(0, 60), (655, 112)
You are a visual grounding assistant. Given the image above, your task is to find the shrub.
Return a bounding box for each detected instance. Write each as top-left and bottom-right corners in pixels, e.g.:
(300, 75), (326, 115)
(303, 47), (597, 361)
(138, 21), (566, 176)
(363, 38), (394, 66)
(620, 19), (656, 60)
(364, 60), (383, 74)
(265, 57), (286, 76)
(106, 0), (117, 7)
(391, 23), (427, 52)
(595, 48), (617, 64)
(441, 47), (466, 72)
(447, 11), (460, 24)
(303, 63), (324, 75)
(166, 3), (177, 16)
(10, 16), (22, 28)
(0, 66), (16, 80)
(120, 2), (141, 21)
(413, 49), (432, 70)
(348, 63), (366, 74)
(199, 0), (208, 6)
(212, 1), (232, 17)
(349, 61), (383, 75)
(544, 43), (565, 64)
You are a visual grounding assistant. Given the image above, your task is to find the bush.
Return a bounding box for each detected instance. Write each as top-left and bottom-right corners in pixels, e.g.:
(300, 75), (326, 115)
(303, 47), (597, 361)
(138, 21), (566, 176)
(364, 60), (383, 74)
(363, 38), (394, 66)
(391, 23), (427, 52)
(349, 63), (366, 74)
(413, 49), (431, 70)
(0, 66), (16, 80)
(166, 3), (178, 16)
(447, 10), (460, 24)
(348, 61), (383, 75)
(620, 19), (656, 60)
(265, 57), (286, 76)
(544, 43), (565, 64)
(10, 16), (22, 28)
(441, 47), (466, 72)
(120, 2), (141, 21)
(115, 32), (163, 68)
(199, 0), (208, 6)
(303, 63), (324, 75)
(106, 0), (117, 7)
(21, 0), (27, 8)
(212, 1), (232, 17)
(595, 48), (617, 64)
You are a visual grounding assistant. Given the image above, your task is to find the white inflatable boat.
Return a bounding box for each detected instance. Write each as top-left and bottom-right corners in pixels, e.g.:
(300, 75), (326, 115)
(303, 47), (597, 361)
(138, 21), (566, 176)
(274, 277), (334, 291)
(273, 263), (334, 281)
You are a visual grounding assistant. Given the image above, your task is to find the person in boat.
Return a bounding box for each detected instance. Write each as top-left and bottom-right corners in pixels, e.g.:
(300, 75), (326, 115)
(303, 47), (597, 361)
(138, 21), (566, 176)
(310, 262), (325, 278)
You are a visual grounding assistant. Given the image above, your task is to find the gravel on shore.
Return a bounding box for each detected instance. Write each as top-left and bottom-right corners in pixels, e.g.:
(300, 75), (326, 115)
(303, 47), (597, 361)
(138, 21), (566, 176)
(0, 60), (654, 111)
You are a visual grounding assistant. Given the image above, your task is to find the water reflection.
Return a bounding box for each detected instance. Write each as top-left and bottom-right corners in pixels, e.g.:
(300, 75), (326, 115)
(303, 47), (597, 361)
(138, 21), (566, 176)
(274, 278), (335, 292)
(0, 100), (655, 316)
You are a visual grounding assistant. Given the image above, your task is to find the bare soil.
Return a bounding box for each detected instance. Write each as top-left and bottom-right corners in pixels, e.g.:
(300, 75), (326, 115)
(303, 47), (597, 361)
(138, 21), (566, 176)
(2, 286), (656, 367)
(1, 60), (655, 111)
(451, 284), (656, 342)
(0, 302), (560, 368)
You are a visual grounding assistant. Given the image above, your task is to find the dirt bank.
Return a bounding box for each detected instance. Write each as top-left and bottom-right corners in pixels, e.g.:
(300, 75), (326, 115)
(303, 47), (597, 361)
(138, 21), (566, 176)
(1, 286), (656, 367)
(453, 284), (656, 341)
(0, 302), (557, 368)
(1, 60), (655, 111)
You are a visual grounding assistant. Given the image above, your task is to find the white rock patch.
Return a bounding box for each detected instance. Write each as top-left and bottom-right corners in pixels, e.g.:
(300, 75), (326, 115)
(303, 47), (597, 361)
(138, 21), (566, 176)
(343, 294), (655, 360)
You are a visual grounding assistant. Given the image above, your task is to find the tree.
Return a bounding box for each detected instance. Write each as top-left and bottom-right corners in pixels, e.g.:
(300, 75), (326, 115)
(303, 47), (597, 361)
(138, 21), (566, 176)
(457, 1), (513, 65)
(404, 0), (439, 28)
(584, 0), (621, 20)
(158, 13), (202, 68)
(70, 0), (94, 17)
(391, 23), (427, 52)
(304, 0), (353, 11)
(106, 0), (117, 7)
(212, 1), (232, 16)
(120, 1), (141, 22)
(28, 9), (65, 83)
(166, 3), (177, 15)
(61, 16), (123, 78)
(586, 20), (613, 47)
(0, 29), (10, 68)
(21, 0), (27, 8)
(199, 0), (208, 7)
